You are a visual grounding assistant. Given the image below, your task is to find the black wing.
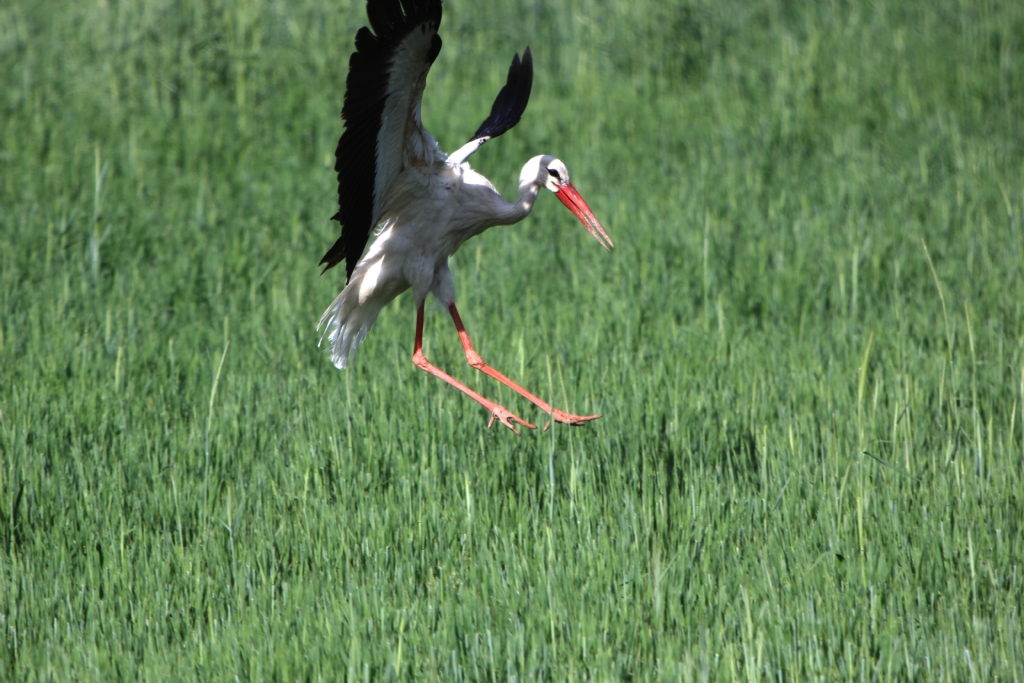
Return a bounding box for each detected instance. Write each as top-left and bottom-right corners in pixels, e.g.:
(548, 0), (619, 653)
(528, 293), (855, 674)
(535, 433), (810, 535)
(446, 47), (534, 167)
(321, 0), (444, 281)
(470, 47), (533, 142)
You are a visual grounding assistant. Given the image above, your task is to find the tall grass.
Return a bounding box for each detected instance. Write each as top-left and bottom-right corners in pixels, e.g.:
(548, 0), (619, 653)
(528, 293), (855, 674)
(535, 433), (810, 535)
(2, 0), (1023, 679)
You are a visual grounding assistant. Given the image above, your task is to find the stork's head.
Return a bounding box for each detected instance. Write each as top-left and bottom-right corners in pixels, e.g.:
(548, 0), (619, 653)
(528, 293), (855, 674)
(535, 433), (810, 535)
(524, 155), (614, 250)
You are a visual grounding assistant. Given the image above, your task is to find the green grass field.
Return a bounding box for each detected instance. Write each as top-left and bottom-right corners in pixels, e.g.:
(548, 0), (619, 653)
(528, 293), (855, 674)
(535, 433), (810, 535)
(2, 0), (1023, 679)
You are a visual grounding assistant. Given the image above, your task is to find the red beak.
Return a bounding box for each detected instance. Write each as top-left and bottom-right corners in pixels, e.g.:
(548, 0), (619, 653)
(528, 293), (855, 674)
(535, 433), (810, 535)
(555, 183), (614, 250)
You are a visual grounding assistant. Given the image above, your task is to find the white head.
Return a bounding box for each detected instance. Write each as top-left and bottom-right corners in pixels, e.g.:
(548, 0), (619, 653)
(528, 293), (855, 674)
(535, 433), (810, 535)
(521, 155), (614, 250)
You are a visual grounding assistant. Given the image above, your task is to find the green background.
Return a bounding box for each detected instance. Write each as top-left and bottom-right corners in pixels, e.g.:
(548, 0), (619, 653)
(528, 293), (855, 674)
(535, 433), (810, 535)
(2, 0), (1022, 679)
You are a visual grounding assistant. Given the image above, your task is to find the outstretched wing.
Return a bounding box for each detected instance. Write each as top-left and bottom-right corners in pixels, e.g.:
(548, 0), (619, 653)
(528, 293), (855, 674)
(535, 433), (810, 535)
(321, 0), (445, 281)
(447, 47), (534, 167)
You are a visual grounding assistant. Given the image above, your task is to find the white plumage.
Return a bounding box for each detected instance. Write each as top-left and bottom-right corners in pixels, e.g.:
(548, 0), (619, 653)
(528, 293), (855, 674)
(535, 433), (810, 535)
(318, 0), (612, 432)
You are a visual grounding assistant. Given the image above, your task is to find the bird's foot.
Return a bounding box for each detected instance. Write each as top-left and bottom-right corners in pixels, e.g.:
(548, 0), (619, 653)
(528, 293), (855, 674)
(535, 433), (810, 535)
(543, 410), (602, 431)
(486, 405), (536, 435)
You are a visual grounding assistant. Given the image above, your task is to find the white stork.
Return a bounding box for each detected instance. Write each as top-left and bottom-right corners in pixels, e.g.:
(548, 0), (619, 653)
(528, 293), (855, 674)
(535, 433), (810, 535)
(318, 0), (613, 433)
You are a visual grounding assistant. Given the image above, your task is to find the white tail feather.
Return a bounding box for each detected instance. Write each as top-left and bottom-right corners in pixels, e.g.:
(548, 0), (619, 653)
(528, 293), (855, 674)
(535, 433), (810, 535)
(317, 278), (385, 369)
(318, 227), (407, 369)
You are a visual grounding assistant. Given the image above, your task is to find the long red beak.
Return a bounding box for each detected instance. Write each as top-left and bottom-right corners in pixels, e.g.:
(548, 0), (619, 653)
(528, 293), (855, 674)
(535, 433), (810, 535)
(555, 183), (614, 250)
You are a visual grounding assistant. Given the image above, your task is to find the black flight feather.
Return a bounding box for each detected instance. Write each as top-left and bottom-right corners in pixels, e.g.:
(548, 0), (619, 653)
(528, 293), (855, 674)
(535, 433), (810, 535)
(470, 46), (533, 142)
(321, 0), (444, 281)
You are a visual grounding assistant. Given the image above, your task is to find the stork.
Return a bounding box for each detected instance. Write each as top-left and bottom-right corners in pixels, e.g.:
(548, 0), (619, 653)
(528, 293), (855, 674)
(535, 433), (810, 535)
(318, 0), (613, 433)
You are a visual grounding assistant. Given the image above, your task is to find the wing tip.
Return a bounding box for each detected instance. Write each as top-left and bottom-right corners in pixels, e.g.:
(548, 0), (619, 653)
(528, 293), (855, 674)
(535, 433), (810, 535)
(468, 45), (534, 143)
(365, 0), (443, 46)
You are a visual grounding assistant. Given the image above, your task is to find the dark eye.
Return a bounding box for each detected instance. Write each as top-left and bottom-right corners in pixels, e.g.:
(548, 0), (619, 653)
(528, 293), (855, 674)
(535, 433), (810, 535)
(547, 168), (559, 178)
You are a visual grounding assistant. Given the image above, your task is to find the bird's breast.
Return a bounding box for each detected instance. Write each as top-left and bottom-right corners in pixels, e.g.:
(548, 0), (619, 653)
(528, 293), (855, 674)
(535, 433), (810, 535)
(373, 163), (504, 271)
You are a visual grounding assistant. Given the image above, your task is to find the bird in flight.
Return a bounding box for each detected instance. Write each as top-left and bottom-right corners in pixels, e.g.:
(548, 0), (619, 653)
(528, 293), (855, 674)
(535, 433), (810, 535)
(319, 0), (613, 433)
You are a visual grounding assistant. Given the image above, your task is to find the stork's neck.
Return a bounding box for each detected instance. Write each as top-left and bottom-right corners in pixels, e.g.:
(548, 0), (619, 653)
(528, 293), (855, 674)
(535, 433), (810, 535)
(496, 178), (539, 225)
(492, 158), (544, 226)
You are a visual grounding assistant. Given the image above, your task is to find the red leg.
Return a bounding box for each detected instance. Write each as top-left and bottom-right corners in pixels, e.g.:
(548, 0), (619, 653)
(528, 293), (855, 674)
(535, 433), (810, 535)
(448, 304), (601, 428)
(412, 304), (535, 434)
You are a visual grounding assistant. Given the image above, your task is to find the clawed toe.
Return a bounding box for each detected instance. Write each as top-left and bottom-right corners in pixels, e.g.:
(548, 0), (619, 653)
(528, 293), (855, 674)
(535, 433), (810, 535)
(487, 406), (536, 434)
(542, 411), (601, 431)
(550, 409), (602, 428)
